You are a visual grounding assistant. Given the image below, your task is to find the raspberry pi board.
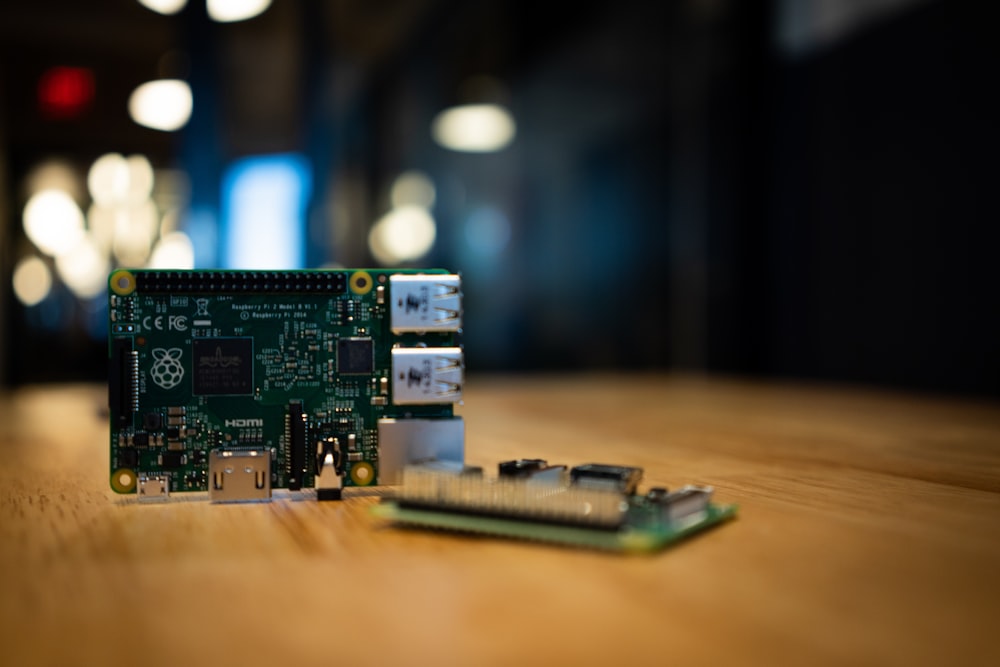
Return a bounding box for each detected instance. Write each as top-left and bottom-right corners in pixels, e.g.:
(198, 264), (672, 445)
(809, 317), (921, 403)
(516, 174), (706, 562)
(108, 269), (464, 502)
(373, 459), (738, 553)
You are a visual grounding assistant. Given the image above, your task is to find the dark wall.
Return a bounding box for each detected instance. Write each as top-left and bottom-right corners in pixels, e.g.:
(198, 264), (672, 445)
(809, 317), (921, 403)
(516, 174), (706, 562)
(756, 1), (999, 394)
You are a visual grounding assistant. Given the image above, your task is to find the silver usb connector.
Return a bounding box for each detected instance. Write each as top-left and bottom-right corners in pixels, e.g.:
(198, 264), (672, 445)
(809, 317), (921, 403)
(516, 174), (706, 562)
(389, 274), (462, 333)
(391, 347), (464, 404)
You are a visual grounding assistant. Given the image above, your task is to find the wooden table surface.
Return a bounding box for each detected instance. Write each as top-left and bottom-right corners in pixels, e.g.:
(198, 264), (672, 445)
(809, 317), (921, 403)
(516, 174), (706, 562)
(2, 375), (999, 666)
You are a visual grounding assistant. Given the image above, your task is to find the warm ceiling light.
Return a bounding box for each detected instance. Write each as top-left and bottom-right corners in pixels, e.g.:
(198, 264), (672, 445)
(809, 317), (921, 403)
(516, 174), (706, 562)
(128, 79), (192, 132)
(126, 154), (155, 203)
(136, 0), (187, 15)
(112, 201), (160, 267)
(431, 103), (516, 153)
(26, 160), (81, 199)
(23, 189), (85, 257)
(391, 171), (436, 210)
(149, 231), (195, 269)
(88, 153), (130, 205)
(87, 203), (117, 252)
(55, 235), (109, 300)
(12, 256), (53, 307)
(368, 205), (437, 265)
(207, 0), (272, 23)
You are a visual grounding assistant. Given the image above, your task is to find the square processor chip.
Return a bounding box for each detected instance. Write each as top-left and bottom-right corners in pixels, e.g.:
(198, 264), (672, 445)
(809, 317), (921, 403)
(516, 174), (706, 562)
(192, 338), (254, 395)
(337, 337), (374, 374)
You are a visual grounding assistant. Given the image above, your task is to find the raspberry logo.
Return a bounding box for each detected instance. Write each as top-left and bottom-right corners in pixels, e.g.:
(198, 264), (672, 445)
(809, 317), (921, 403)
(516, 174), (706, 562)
(150, 348), (184, 390)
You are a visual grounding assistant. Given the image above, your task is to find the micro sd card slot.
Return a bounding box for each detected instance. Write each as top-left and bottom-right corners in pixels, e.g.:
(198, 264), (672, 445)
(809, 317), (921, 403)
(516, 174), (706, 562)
(110, 338), (138, 426)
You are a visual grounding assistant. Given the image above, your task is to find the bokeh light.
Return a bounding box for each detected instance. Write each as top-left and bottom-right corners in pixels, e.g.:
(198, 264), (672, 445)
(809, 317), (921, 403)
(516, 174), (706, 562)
(368, 205), (437, 265)
(151, 168), (191, 212)
(55, 236), (109, 299)
(391, 171), (436, 209)
(221, 153), (311, 269)
(84, 152), (160, 267)
(207, 0), (273, 23)
(26, 160), (81, 200)
(87, 153), (130, 205)
(112, 201), (160, 267)
(431, 103), (516, 153)
(86, 203), (117, 253)
(23, 189), (85, 257)
(125, 154), (155, 204)
(136, 0), (187, 15)
(128, 80), (193, 132)
(37, 66), (95, 119)
(12, 256), (53, 307)
(149, 231), (195, 269)
(183, 206), (218, 268)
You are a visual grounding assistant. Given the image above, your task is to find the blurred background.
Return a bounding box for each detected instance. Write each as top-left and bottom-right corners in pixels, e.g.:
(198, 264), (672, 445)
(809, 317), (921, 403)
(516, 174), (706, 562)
(0, 0), (996, 394)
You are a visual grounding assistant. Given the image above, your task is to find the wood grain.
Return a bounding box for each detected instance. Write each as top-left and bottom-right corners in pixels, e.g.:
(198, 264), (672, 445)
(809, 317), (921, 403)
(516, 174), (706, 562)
(1, 375), (999, 666)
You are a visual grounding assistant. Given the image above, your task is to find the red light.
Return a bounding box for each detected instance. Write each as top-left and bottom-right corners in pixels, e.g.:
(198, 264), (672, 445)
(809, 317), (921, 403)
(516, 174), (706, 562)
(38, 66), (95, 119)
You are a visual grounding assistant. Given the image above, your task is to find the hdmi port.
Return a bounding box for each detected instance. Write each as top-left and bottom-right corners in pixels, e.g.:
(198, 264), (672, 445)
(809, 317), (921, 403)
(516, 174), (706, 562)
(209, 449), (272, 502)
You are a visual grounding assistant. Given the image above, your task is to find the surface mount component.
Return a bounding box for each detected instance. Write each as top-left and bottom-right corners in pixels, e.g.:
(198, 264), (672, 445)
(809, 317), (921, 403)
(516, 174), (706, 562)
(570, 463), (643, 495)
(108, 269), (465, 502)
(372, 459), (738, 553)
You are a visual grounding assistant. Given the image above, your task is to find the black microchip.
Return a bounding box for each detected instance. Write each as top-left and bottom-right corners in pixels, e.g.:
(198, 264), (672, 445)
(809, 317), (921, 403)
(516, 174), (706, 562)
(646, 487), (670, 502)
(337, 338), (374, 375)
(166, 427), (180, 439)
(143, 412), (162, 430)
(499, 459), (548, 477)
(160, 451), (185, 469)
(192, 338), (254, 395)
(132, 432), (150, 448)
(117, 448), (138, 468)
(570, 464), (643, 495)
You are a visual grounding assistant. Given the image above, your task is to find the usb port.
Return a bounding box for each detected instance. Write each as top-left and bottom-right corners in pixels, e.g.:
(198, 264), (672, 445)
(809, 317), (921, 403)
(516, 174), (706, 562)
(391, 347), (464, 404)
(137, 474), (169, 502)
(389, 274), (462, 333)
(209, 449), (272, 502)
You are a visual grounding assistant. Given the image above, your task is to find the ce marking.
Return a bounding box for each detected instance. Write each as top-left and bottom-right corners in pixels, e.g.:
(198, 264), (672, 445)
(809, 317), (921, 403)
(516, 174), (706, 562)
(143, 315), (188, 332)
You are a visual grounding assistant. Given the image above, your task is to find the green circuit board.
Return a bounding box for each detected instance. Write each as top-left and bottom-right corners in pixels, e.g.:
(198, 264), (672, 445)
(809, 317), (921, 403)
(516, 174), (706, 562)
(108, 268), (465, 502)
(371, 501), (737, 553)
(372, 460), (738, 553)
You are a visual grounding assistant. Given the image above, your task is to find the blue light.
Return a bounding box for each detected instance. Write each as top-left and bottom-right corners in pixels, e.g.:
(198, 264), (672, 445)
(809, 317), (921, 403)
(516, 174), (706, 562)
(221, 153), (312, 269)
(183, 206), (218, 268)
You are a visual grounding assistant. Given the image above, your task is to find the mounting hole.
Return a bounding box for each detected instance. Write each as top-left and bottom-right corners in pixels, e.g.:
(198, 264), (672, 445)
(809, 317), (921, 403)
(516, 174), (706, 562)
(349, 271), (374, 295)
(109, 270), (136, 296)
(111, 468), (137, 494)
(350, 461), (375, 486)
